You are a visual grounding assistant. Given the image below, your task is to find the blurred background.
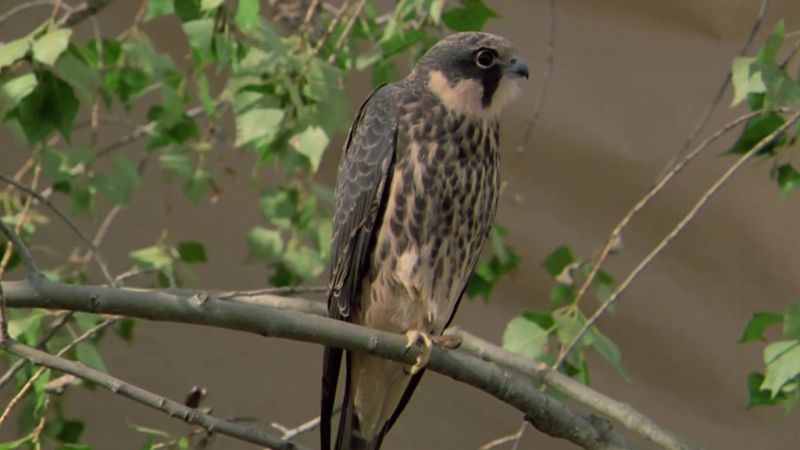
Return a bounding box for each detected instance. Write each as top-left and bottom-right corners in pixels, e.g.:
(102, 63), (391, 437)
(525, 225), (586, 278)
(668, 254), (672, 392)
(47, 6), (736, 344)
(2, 0), (800, 449)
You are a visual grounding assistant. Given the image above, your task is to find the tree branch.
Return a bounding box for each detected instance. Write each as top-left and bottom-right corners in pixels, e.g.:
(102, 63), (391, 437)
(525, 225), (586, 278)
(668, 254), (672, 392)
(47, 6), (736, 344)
(0, 338), (309, 450)
(557, 111), (800, 367)
(656, 0), (770, 179)
(0, 275), (695, 450)
(446, 328), (694, 450)
(0, 175), (116, 285)
(59, 0), (116, 27)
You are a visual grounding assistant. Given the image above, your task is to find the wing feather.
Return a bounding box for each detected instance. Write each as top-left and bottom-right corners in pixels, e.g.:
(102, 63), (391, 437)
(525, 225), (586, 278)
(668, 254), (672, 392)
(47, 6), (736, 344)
(321, 83), (401, 450)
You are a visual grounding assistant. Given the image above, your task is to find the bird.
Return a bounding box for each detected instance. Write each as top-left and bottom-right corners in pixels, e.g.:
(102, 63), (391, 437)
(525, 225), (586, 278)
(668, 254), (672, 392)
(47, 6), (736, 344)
(321, 31), (528, 450)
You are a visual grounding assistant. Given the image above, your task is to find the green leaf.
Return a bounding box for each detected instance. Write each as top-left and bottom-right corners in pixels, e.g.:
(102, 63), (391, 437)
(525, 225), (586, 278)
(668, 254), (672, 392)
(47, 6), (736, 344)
(57, 445), (92, 450)
(776, 164), (800, 197)
(201, 0), (224, 10)
(235, 107), (284, 147)
(177, 241), (206, 263)
(290, 126), (329, 171)
(11, 70), (79, 143)
(76, 342), (108, 372)
(553, 313), (590, 347)
(758, 19), (785, 63)
(32, 29), (72, 66)
(248, 227), (284, 261)
(728, 112), (786, 155)
(183, 19), (214, 56)
(56, 420), (86, 443)
(549, 283), (574, 307)
(761, 340), (800, 396)
(93, 156), (141, 205)
(283, 245), (325, 278)
(442, 0), (498, 32)
(130, 245), (173, 271)
(747, 372), (785, 408)
(145, 0), (174, 21)
(756, 60), (800, 108)
(184, 169), (211, 204)
(784, 301), (800, 340)
(114, 318), (137, 343)
(0, 39), (31, 70)
(159, 151), (194, 179)
(740, 311), (783, 343)
(32, 368), (51, 416)
(542, 245), (574, 277)
(174, 0), (203, 22)
(56, 49), (101, 99)
(590, 328), (627, 378)
(259, 188), (296, 228)
(235, 0), (261, 30)
(520, 310), (554, 330)
(502, 314), (549, 360)
(7, 312), (44, 340)
(731, 57), (764, 106)
(0, 435), (32, 449)
(196, 73), (215, 116)
(1, 73), (37, 106)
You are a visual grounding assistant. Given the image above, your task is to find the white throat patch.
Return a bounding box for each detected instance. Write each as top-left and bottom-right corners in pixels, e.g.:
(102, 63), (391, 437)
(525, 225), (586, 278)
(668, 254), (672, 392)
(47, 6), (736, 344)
(427, 70), (521, 119)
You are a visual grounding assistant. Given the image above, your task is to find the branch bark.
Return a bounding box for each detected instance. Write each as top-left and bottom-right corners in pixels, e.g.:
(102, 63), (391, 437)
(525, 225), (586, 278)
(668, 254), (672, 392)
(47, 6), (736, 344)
(1, 338), (308, 450)
(0, 275), (697, 450)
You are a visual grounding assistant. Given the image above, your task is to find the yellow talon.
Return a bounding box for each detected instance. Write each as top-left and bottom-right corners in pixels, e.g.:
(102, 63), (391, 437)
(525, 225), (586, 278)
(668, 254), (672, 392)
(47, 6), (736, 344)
(404, 330), (433, 375)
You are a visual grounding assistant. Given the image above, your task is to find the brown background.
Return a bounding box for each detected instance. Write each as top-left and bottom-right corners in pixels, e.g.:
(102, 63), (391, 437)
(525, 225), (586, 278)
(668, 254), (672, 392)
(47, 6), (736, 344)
(2, 0), (800, 449)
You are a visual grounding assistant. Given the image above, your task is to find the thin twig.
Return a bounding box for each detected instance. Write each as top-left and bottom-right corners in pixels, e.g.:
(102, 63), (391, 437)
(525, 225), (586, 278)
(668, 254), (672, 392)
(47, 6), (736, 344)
(565, 111), (764, 315)
(0, 0), (70, 27)
(312, 0), (350, 56)
(59, 0), (117, 27)
(96, 103), (213, 158)
(0, 175), (115, 285)
(517, 0), (556, 152)
(49, 0), (65, 23)
(557, 111), (800, 368)
(0, 311), (74, 389)
(0, 316), (117, 427)
(480, 421), (526, 450)
(271, 405), (341, 441)
(301, 0), (322, 33)
(0, 217), (39, 274)
(447, 328), (695, 450)
(327, 0), (368, 64)
(656, 0), (769, 179)
(1, 338), (308, 450)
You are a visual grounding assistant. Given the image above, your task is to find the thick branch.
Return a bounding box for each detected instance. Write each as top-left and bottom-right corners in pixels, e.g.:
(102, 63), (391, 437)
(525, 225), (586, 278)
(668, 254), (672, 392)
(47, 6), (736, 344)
(3, 276), (631, 450)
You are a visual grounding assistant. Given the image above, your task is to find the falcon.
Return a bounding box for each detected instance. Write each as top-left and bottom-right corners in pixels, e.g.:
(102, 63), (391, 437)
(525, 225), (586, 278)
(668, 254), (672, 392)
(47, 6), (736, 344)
(321, 32), (528, 450)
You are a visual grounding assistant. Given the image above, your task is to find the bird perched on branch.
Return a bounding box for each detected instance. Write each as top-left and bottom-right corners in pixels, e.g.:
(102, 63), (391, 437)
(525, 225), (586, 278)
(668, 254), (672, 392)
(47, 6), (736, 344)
(321, 32), (528, 450)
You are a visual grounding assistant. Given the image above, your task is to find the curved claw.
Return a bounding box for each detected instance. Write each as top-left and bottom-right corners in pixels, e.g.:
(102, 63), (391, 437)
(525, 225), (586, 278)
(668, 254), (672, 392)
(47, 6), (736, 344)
(404, 330), (433, 375)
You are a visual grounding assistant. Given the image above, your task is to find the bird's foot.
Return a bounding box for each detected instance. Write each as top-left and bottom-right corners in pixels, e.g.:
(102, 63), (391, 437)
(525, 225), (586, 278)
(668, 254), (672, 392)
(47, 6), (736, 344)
(432, 333), (462, 350)
(403, 330), (433, 375)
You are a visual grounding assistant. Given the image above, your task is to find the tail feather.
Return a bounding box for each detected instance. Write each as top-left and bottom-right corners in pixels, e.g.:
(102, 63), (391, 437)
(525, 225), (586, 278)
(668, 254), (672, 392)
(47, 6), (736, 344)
(334, 353), (388, 450)
(321, 346), (342, 450)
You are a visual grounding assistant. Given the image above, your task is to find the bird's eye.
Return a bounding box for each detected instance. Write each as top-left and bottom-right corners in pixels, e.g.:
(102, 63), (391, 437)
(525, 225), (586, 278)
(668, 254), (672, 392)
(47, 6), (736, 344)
(475, 49), (495, 69)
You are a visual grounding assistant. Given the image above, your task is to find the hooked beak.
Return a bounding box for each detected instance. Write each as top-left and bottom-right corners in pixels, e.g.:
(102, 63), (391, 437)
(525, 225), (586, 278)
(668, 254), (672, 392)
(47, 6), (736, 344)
(504, 55), (529, 79)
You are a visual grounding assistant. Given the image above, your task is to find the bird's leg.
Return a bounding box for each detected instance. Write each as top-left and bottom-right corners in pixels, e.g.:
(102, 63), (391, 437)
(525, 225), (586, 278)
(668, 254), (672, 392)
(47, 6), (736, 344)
(403, 330), (433, 375)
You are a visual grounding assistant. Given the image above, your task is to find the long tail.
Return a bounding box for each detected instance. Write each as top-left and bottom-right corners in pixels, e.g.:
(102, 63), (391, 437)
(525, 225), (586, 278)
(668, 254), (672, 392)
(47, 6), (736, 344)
(334, 353), (387, 450)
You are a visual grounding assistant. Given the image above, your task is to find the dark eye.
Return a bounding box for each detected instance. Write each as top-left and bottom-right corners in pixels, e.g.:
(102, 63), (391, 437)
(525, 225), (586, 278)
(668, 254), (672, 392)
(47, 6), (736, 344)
(475, 49), (495, 69)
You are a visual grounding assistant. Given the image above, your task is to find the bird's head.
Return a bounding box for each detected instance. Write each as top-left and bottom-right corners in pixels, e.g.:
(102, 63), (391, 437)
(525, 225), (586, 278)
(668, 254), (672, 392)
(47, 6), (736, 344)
(412, 32), (529, 119)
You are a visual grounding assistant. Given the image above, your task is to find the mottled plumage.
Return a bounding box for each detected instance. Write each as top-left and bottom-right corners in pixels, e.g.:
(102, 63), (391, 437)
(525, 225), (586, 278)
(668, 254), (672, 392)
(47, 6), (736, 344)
(322, 32), (528, 450)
